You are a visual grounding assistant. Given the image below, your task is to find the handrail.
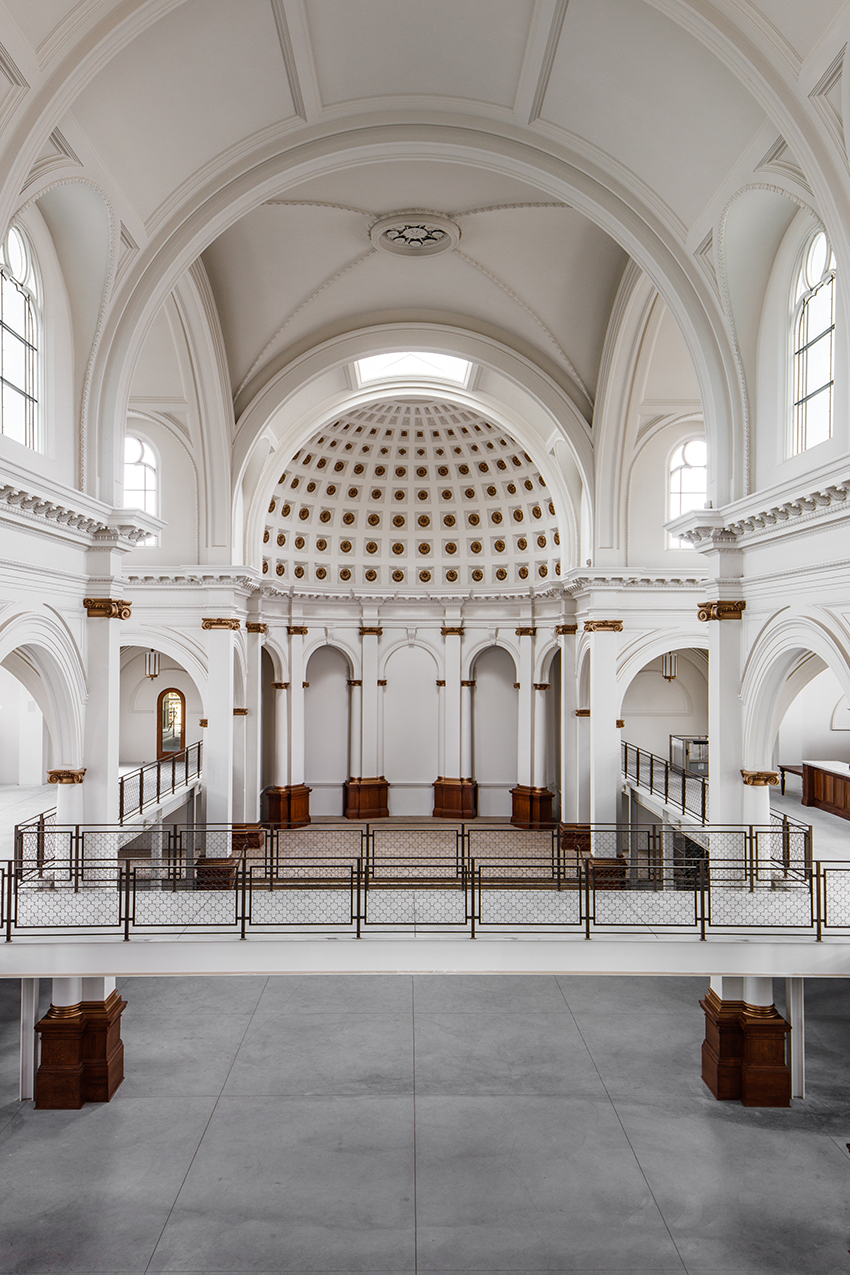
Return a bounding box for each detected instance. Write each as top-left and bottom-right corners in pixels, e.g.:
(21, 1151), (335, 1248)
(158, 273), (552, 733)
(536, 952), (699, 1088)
(622, 740), (707, 820)
(118, 741), (202, 822)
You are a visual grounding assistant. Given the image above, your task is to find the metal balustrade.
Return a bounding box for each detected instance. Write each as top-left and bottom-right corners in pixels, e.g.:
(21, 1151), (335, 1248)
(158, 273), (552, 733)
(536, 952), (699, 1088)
(5, 817), (830, 943)
(118, 742), (202, 821)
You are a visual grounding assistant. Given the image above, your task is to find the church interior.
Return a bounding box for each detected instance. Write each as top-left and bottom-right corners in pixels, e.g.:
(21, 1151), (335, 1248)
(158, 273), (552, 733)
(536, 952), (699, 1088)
(2, 0), (850, 1270)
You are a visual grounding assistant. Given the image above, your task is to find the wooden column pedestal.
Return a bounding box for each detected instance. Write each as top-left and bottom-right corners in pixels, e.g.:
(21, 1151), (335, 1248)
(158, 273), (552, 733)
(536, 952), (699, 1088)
(432, 777), (478, 819)
(194, 857), (238, 889)
(262, 783), (312, 827)
(343, 777), (389, 819)
(35, 991), (126, 1109)
(700, 990), (791, 1106)
(510, 785), (554, 829)
(231, 822), (265, 854)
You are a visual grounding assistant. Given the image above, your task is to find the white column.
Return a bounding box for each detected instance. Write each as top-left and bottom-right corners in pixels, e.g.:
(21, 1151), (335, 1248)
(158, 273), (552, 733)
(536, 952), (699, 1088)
(516, 628), (534, 787)
(50, 773), (85, 824)
(444, 629), (462, 778)
(786, 978), (805, 1099)
(231, 711), (246, 823)
(460, 680), (474, 779)
(576, 713), (591, 823)
(532, 683), (549, 789)
(243, 622), (265, 823)
(706, 604), (746, 825)
(288, 627), (307, 787)
(559, 626), (578, 822)
(81, 977), (116, 1002)
(51, 977), (83, 1010)
(743, 976), (774, 1009)
(82, 603), (123, 824)
(360, 626), (380, 777)
(19, 979), (39, 1101)
(710, 975), (744, 1002)
(348, 679), (362, 778)
(203, 619), (236, 828)
(272, 682), (289, 786)
(587, 621), (622, 827)
(436, 680), (446, 776)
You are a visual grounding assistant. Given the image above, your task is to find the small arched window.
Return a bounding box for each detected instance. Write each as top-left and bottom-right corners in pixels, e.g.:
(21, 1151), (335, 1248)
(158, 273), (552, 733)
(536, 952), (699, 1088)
(124, 434), (158, 513)
(157, 687), (185, 758)
(0, 224), (39, 449)
(791, 230), (836, 454)
(668, 437), (707, 546)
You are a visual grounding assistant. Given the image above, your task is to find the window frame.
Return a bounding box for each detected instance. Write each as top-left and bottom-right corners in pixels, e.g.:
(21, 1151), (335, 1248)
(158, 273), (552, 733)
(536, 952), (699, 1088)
(789, 228), (836, 457)
(667, 435), (708, 548)
(0, 222), (41, 451)
(156, 686), (186, 759)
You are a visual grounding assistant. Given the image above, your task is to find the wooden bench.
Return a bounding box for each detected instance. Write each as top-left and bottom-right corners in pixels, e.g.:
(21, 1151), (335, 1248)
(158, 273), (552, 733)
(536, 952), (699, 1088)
(778, 764), (803, 796)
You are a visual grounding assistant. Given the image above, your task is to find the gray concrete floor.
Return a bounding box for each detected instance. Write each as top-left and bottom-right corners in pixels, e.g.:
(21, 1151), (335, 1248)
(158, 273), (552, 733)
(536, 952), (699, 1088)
(1, 973), (850, 1273)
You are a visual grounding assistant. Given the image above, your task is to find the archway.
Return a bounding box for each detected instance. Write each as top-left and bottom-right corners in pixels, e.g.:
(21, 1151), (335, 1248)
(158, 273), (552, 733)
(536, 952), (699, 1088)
(471, 646), (518, 818)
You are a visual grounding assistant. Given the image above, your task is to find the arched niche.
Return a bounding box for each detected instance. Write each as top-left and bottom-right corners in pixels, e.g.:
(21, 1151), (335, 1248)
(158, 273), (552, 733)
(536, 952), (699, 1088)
(619, 649), (708, 758)
(304, 645), (350, 815)
(383, 644), (439, 815)
(120, 646), (204, 767)
(472, 645), (518, 817)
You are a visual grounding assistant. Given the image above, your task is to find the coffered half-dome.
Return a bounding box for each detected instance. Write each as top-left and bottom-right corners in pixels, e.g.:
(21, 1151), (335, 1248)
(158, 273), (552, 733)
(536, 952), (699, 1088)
(262, 400), (564, 596)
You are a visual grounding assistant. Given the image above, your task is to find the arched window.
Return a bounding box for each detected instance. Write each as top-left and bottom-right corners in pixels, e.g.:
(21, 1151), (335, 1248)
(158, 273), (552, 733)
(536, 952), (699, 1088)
(157, 687), (185, 758)
(124, 434), (158, 514)
(668, 437), (707, 545)
(0, 223), (39, 449)
(791, 229), (836, 454)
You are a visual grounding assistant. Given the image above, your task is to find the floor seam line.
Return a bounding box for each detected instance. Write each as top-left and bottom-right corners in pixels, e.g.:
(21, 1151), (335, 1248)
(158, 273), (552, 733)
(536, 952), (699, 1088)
(555, 978), (688, 1275)
(142, 974), (270, 1275)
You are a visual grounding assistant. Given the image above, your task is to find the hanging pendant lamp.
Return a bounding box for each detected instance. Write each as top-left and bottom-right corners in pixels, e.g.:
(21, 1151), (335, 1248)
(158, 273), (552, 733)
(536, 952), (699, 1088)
(144, 650), (161, 680)
(661, 652), (678, 682)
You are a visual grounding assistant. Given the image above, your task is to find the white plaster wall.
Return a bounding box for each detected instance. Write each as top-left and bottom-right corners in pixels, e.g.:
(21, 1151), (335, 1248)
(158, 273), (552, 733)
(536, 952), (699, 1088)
(777, 667), (850, 770)
(627, 419), (706, 567)
(304, 645), (349, 815)
(383, 645), (439, 816)
(620, 652), (707, 759)
(119, 651), (204, 766)
(472, 646), (518, 817)
(0, 665), (44, 785)
(122, 413), (200, 564)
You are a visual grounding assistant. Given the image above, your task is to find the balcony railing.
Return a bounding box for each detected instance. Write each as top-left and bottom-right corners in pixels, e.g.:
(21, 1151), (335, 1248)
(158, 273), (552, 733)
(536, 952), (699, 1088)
(622, 740), (709, 820)
(5, 818), (826, 944)
(118, 742), (202, 822)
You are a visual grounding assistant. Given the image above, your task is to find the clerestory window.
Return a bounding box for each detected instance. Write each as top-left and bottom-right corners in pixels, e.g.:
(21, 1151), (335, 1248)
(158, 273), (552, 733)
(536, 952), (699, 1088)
(791, 230), (836, 455)
(0, 224), (39, 449)
(668, 437), (707, 546)
(124, 433), (158, 544)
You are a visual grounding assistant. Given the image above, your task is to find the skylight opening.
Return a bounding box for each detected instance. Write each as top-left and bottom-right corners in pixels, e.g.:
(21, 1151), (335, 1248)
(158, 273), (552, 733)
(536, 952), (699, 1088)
(356, 352), (471, 386)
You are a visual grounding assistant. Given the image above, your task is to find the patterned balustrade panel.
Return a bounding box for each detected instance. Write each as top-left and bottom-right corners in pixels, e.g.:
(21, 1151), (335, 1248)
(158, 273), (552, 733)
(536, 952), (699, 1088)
(14, 864), (121, 931)
(823, 869), (850, 928)
(132, 888), (238, 928)
(707, 882), (815, 929)
(371, 827), (459, 877)
(467, 828), (556, 863)
(266, 827), (363, 872)
(476, 877), (581, 928)
(249, 886), (356, 928)
(593, 889), (698, 928)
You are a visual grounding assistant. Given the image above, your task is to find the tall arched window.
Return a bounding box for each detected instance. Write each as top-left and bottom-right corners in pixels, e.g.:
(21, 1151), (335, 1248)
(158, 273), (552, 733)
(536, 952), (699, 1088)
(668, 437), (707, 545)
(124, 434), (158, 513)
(791, 230), (836, 454)
(157, 687), (185, 758)
(0, 224), (39, 449)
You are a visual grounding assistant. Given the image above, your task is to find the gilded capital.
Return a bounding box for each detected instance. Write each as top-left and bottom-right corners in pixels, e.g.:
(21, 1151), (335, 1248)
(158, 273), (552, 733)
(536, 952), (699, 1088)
(441, 626), (464, 636)
(698, 600), (746, 622)
(741, 769), (779, 786)
(246, 622), (268, 634)
(556, 623), (578, 635)
(288, 625), (309, 635)
(515, 626), (536, 636)
(233, 707), (249, 716)
(83, 598), (132, 619)
(359, 626), (383, 636)
(533, 683), (550, 691)
(271, 681), (290, 690)
(47, 767), (86, 785)
(583, 620), (623, 632)
(202, 617), (240, 630)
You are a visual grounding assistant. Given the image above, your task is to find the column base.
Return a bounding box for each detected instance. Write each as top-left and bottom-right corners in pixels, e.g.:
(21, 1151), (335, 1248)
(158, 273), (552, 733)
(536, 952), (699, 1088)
(231, 822), (265, 853)
(700, 991), (791, 1106)
(194, 857), (238, 889)
(588, 857), (627, 890)
(559, 823), (592, 860)
(35, 991), (127, 1109)
(510, 785), (555, 829)
(700, 988), (745, 1100)
(432, 777), (478, 819)
(343, 777), (389, 819)
(262, 784), (312, 827)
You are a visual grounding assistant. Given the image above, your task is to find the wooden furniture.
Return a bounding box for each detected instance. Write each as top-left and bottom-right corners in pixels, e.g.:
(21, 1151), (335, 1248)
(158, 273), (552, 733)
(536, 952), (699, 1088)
(343, 777), (389, 819)
(35, 991), (126, 1109)
(801, 761), (850, 820)
(510, 785), (554, 828)
(262, 783), (312, 827)
(432, 777), (478, 818)
(700, 989), (791, 1107)
(778, 764), (803, 795)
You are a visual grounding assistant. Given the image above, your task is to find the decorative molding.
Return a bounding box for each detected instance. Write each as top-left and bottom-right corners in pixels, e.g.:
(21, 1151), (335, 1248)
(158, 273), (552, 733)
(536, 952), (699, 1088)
(347, 679), (363, 687)
(528, 0), (570, 123)
(47, 768), (85, 785)
(83, 598), (132, 619)
(441, 626), (464, 636)
(534, 683), (550, 691)
(575, 709), (590, 717)
(377, 679), (388, 687)
(269, 0), (307, 121)
(360, 626), (383, 636)
(22, 128), (82, 191)
(669, 478), (850, 549)
(199, 719), (208, 728)
(461, 679), (476, 688)
(233, 708), (249, 716)
(302, 681), (310, 689)
(513, 682), (521, 689)
(0, 483), (155, 545)
(741, 770), (779, 787)
(370, 211), (461, 257)
(246, 622), (268, 634)
(272, 682), (290, 690)
(697, 600), (746, 622)
(556, 623), (578, 634)
(288, 624), (309, 635)
(583, 620), (623, 632)
(809, 45), (846, 158)
(616, 719), (625, 729)
(516, 626), (537, 636)
(755, 135), (812, 194)
(436, 679), (446, 687)
(202, 617), (240, 630)
(563, 572), (705, 593)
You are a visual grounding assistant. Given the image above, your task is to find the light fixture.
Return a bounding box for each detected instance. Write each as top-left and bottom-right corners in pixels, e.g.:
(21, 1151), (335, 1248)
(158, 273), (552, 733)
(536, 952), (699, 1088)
(144, 650), (161, 680)
(661, 652), (678, 682)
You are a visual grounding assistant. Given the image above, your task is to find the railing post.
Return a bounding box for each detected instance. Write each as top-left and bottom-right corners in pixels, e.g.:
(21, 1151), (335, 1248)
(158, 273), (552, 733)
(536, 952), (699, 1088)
(815, 862), (823, 941)
(701, 778), (707, 824)
(585, 860), (592, 939)
(240, 854), (248, 940)
(664, 760), (669, 805)
(355, 858), (361, 938)
(470, 858), (476, 939)
(649, 752), (654, 795)
(5, 862), (13, 943)
(123, 864), (132, 941)
(699, 857), (706, 940)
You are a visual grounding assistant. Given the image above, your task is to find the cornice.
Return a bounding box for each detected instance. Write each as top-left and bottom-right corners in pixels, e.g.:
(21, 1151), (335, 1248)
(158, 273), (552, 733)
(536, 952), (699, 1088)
(0, 481), (158, 546)
(562, 572), (706, 595)
(668, 475), (850, 550)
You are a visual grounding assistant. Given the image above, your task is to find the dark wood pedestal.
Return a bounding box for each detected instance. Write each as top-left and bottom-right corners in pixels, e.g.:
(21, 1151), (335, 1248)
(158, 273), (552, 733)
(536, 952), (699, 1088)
(194, 857), (238, 889)
(343, 777), (389, 819)
(35, 991), (127, 1109)
(700, 989), (745, 1100)
(432, 777), (478, 819)
(510, 785), (555, 828)
(262, 783), (312, 827)
(700, 991), (791, 1106)
(587, 857), (627, 889)
(741, 1008), (791, 1107)
(231, 822), (265, 854)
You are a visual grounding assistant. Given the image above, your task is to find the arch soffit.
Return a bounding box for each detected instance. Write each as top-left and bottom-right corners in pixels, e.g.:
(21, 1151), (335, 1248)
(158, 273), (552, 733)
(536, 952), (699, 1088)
(303, 637), (357, 678)
(741, 607), (850, 764)
(262, 636), (287, 683)
(0, 606), (86, 760)
(120, 627), (208, 693)
(535, 640), (561, 683)
(379, 637), (443, 680)
(86, 125), (744, 504)
(466, 638), (519, 680)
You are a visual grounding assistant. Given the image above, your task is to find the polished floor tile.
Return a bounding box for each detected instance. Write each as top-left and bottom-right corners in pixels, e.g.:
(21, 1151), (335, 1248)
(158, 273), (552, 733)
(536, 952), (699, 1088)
(412, 973), (569, 1014)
